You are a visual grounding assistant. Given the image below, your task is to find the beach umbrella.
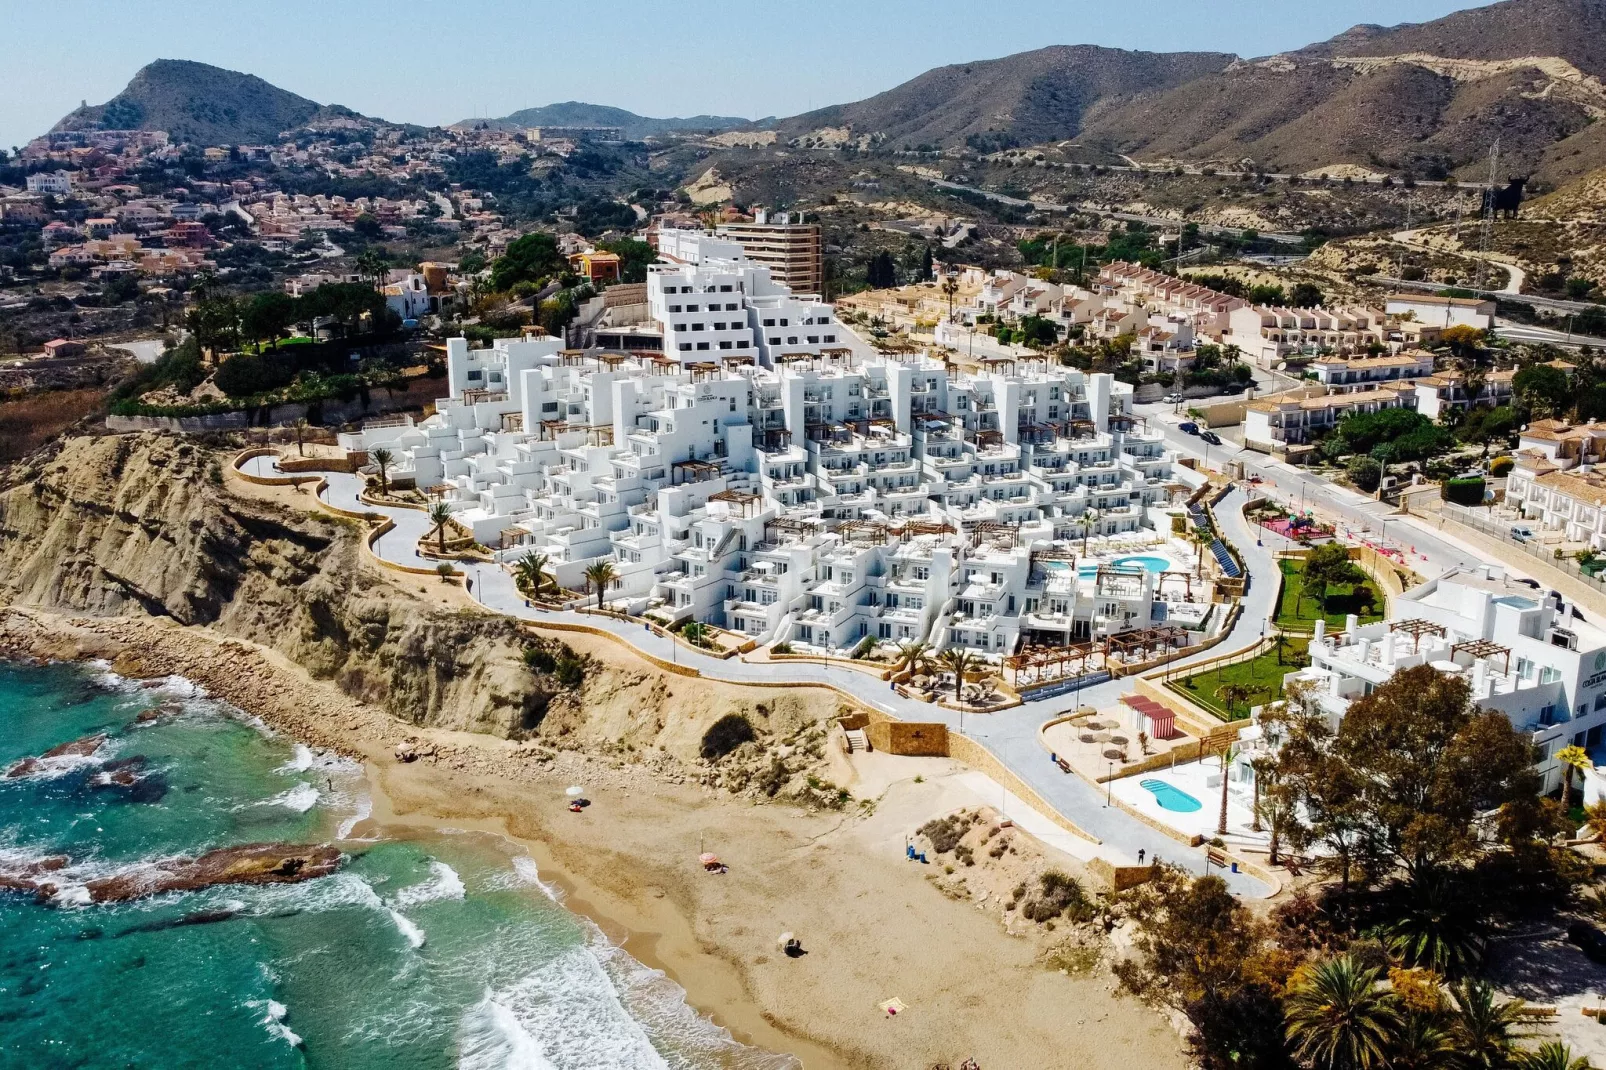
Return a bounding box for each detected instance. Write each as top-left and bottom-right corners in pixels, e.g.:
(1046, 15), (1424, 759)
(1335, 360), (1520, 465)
(777, 931), (795, 949)
(700, 852), (721, 866)
(565, 785), (584, 797)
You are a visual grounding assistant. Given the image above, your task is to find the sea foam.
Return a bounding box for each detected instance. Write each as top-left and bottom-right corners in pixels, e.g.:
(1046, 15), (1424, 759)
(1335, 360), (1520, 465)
(394, 861), (465, 907)
(261, 782), (319, 813)
(458, 992), (561, 1070)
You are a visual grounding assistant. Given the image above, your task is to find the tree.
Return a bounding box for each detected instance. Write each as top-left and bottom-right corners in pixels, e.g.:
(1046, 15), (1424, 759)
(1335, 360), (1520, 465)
(1301, 542), (1366, 615)
(1283, 955), (1400, 1070)
(1081, 508), (1100, 556)
(584, 560), (618, 609)
(1215, 739), (1238, 834)
(516, 551), (552, 598)
(866, 250), (897, 289)
(1513, 364), (1573, 420)
(1290, 282), (1325, 308)
(1440, 325), (1486, 364)
(1275, 664), (1545, 887)
(1250, 755), (1276, 833)
(428, 501), (453, 554)
(292, 417), (309, 457)
(939, 647), (977, 707)
(598, 238), (655, 284)
(1448, 980), (1529, 1070)
(1557, 743), (1591, 812)
(1382, 872), (1486, 976)
(490, 232), (563, 292)
(894, 639), (928, 676)
(1347, 456), (1383, 493)
(1520, 1042), (1592, 1070)
(371, 448), (393, 496)
(355, 249), (390, 292)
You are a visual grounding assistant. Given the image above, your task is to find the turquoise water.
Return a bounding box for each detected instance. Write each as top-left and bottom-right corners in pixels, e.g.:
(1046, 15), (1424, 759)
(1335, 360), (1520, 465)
(0, 660), (793, 1070)
(1045, 555), (1174, 577)
(1139, 778), (1202, 813)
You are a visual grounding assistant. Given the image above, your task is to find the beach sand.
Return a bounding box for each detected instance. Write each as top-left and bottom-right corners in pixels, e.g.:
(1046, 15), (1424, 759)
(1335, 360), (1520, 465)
(1, 607), (1187, 1070)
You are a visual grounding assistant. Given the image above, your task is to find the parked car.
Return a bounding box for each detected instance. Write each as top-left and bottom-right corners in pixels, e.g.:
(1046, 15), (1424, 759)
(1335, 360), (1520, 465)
(1162, 393), (1184, 404)
(1200, 430), (1223, 446)
(1510, 526), (1535, 542)
(1178, 422), (1199, 434)
(1569, 921), (1606, 965)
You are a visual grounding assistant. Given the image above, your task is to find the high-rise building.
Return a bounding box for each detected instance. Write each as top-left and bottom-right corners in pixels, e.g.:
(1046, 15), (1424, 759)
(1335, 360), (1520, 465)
(716, 209), (823, 297)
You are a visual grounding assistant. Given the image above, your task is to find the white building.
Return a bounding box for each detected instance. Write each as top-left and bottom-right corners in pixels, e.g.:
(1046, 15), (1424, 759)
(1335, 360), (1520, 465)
(25, 170), (74, 196)
(1283, 565), (1606, 793)
(337, 237), (1210, 660)
(1385, 294), (1495, 331)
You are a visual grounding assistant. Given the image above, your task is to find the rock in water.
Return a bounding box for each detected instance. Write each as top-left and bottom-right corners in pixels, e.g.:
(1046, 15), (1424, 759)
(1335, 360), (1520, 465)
(84, 843), (343, 903)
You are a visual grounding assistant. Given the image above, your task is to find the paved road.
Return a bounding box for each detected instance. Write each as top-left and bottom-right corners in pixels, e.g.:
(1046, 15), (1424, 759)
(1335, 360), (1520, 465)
(246, 455), (1278, 894)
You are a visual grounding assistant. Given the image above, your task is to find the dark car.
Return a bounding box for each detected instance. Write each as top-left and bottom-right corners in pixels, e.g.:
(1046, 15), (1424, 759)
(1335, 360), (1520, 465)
(1200, 430), (1223, 446)
(1569, 920), (1606, 965)
(1178, 422), (1199, 434)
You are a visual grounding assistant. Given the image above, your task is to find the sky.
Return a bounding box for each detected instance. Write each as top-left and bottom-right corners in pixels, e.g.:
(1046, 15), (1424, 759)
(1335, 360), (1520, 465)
(0, 0), (1492, 150)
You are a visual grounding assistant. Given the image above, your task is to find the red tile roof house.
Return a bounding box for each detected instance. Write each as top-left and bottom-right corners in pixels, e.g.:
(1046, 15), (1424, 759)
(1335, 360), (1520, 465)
(42, 338), (87, 358)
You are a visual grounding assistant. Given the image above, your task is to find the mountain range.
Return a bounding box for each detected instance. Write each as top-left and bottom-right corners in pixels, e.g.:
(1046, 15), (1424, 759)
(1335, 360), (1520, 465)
(459, 101), (756, 140)
(40, 0), (1606, 187)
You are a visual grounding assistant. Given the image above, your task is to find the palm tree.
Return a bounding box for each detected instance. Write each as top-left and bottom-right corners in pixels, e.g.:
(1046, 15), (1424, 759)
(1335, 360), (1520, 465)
(1212, 737), (1238, 835)
(1384, 874), (1485, 977)
(371, 448), (393, 496)
(516, 551), (551, 598)
(356, 249), (389, 292)
(938, 647), (977, 708)
(584, 560), (618, 610)
(894, 639), (928, 677)
(1080, 507), (1100, 557)
(941, 275), (959, 321)
(1284, 955), (1400, 1070)
(1218, 684), (1252, 718)
(1556, 744), (1592, 813)
(1449, 980), (1529, 1070)
(1250, 755), (1276, 833)
(427, 502), (453, 554)
(293, 417), (309, 457)
(1388, 1013), (1457, 1070)
(1193, 526), (1215, 579)
(1519, 1042), (1591, 1070)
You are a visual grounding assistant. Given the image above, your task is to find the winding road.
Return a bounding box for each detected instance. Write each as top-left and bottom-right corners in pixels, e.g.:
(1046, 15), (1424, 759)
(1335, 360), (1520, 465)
(241, 452), (1307, 894)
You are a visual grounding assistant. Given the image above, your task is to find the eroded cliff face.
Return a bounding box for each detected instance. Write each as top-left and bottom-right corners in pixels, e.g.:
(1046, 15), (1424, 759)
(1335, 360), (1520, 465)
(0, 434), (845, 783)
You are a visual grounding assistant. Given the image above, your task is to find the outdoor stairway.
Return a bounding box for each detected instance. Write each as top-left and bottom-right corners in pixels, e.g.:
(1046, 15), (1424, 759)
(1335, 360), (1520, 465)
(844, 728), (870, 754)
(1210, 539), (1241, 578)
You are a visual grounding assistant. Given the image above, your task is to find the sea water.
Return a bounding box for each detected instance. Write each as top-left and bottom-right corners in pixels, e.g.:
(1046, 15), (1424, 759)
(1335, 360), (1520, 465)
(0, 660), (797, 1070)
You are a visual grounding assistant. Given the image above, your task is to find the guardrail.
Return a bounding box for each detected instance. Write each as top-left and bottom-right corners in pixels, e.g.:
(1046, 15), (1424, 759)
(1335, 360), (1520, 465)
(1439, 501), (1606, 595)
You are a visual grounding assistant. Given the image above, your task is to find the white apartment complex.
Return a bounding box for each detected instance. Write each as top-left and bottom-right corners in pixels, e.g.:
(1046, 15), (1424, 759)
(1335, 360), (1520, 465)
(1282, 565), (1606, 793)
(341, 234), (1204, 660)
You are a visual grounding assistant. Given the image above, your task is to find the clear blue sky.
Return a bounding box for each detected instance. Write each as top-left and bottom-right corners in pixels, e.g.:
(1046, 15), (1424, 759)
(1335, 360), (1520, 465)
(1, 0), (1490, 150)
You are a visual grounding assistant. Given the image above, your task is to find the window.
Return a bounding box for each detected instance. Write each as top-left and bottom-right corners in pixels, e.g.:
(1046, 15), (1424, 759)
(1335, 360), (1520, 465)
(720, 285), (732, 292)
(762, 318), (775, 327)
(726, 303), (738, 311)
(824, 334), (835, 342)
(807, 336), (819, 344)
(787, 336), (798, 345)
(696, 342), (709, 350)
(769, 336), (780, 345)
(686, 304), (700, 313)
(719, 341), (732, 350)
(668, 305), (681, 313)
(691, 322), (704, 331)
(678, 343), (692, 351)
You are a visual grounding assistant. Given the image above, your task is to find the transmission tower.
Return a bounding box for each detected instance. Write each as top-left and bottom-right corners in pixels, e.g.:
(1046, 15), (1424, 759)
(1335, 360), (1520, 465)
(1476, 139), (1499, 290)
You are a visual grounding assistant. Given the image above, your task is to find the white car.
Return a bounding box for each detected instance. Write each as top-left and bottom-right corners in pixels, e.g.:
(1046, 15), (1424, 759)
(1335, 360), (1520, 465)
(1162, 393), (1184, 404)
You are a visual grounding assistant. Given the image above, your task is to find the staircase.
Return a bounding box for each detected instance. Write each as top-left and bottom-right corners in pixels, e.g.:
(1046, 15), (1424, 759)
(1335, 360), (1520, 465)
(1209, 539), (1241, 578)
(844, 728), (870, 754)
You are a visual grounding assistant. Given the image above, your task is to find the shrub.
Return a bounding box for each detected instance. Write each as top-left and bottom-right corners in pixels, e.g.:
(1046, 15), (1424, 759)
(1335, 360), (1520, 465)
(214, 352), (296, 397)
(771, 642), (792, 655)
(1021, 870), (1092, 922)
(700, 714), (757, 761)
(1443, 477), (1486, 506)
(1489, 456), (1514, 478)
(1346, 456), (1383, 493)
(919, 814), (969, 854)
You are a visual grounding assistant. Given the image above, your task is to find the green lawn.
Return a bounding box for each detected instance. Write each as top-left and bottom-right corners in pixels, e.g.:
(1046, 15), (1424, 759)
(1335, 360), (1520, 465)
(1170, 636), (1310, 721)
(1273, 557), (1385, 633)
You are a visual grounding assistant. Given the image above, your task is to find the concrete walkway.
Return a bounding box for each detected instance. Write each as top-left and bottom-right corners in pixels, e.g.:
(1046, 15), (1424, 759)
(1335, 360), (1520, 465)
(242, 453), (1278, 894)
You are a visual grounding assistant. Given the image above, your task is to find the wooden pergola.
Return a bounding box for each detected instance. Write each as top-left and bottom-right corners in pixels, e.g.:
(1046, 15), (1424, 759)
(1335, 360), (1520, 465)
(1389, 617), (1446, 652)
(709, 488), (763, 518)
(1002, 641), (1098, 689)
(765, 516), (823, 543)
(1451, 637), (1511, 674)
(671, 458), (722, 485)
(1104, 625), (1189, 663)
(969, 520), (1020, 548)
(839, 519), (891, 545)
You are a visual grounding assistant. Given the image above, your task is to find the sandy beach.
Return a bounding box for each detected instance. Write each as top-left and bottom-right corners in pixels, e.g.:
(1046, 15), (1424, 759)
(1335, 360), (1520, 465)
(0, 606), (1186, 1070)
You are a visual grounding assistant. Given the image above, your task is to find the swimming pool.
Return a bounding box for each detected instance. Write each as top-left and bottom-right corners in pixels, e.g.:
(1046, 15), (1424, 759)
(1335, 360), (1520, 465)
(1046, 555), (1175, 577)
(1140, 778), (1203, 813)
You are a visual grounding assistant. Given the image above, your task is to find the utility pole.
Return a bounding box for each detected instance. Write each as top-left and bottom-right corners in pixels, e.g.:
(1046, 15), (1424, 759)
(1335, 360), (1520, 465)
(1476, 139), (1499, 291)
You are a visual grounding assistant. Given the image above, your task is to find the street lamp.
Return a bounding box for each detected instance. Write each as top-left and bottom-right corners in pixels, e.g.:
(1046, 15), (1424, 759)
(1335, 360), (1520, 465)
(1105, 761), (1114, 806)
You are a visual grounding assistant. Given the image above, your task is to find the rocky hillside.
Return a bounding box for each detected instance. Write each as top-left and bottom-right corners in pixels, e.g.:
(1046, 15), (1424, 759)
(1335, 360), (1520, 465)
(777, 45), (1233, 152)
(778, 0), (1606, 182)
(0, 434), (846, 793)
(51, 60), (342, 145)
(470, 101), (753, 140)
